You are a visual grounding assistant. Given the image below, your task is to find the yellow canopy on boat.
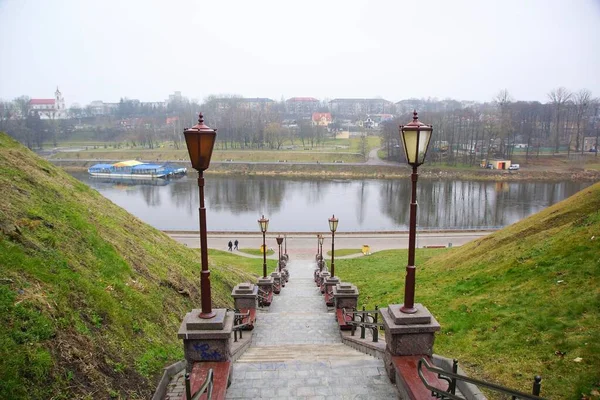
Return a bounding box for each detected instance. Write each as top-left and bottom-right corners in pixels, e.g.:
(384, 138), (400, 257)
(113, 160), (144, 167)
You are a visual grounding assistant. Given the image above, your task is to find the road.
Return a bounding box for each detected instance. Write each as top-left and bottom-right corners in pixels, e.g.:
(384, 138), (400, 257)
(166, 231), (493, 259)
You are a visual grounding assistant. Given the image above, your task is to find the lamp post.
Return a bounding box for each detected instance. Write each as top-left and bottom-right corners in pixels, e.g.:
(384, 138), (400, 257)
(316, 234), (320, 257)
(258, 215), (269, 278)
(318, 234), (324, 258)
(399, 110), (433, 314)
(183, 113), (217, 319)
(276, 235), (283, 272)
(328, 215), (339, 277)
(284, 234), (287, 254)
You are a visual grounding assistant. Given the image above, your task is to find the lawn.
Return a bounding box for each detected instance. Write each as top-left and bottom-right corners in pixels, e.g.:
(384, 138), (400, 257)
(334, 183), (600, 399)
(237, 248), (275, 257)
(327, 248), (363, 257)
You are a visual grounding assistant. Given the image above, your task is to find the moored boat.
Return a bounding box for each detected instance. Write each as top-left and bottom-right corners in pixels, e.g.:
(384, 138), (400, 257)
(88, 160), (187, 179)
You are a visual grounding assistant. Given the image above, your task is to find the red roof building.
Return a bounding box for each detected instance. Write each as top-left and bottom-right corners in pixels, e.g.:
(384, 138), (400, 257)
(30, 99), (56, 105)
(286, 97), (320, 115)
(312, 112), (332, 126)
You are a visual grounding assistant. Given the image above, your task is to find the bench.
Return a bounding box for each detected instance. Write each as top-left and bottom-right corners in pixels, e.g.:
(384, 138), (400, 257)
(235, 309), (256, 331)
(258, 288), (273, 307)
(183, 361), (231, 400)
(336, 308), (353, 331)
(324, 290), (334, 307)
(391, 355), (447, 400)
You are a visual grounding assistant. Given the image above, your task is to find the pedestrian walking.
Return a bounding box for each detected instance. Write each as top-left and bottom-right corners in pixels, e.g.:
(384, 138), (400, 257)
(228, 241), (233, 251)
(234, 239), (239, 250)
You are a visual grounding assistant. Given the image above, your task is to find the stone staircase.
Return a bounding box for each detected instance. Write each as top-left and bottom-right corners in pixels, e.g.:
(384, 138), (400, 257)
(225, 259), (399, 399)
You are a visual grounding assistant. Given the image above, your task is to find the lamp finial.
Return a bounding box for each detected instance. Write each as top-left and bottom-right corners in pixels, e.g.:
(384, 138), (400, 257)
(413, 110), (418, 122)
(198, 113), (204, 124)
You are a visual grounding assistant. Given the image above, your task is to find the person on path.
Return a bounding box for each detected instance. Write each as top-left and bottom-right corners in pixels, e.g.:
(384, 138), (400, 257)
(234, 239), (239, 250)
(228, 241), (233, 251)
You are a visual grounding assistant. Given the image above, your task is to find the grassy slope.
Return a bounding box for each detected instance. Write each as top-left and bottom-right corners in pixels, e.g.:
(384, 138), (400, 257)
(0, 133), (265, 399)
(337, 183), (600, 399)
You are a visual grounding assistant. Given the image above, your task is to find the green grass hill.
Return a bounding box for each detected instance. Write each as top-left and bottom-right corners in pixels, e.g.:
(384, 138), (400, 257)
(337, 182), (600, 399)
(0, 133), (262, 399)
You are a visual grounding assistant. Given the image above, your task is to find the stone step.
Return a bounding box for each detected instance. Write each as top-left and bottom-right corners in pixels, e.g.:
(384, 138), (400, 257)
(236, 343), (375, 363)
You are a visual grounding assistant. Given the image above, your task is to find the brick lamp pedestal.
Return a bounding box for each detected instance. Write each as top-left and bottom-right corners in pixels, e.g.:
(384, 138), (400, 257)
(178, 308), (234, 372)
(380, 303), (440, 381)
(333, 282), (359, 310)
(231, 282), (257, 310)
(257, 276), (274, 306)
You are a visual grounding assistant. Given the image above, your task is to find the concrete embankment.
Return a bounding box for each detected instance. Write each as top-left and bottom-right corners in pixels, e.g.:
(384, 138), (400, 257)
(49, 159), (600, 181)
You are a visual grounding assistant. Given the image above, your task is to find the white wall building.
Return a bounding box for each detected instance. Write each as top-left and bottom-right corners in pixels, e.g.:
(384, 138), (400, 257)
(29, 87), (67, 119)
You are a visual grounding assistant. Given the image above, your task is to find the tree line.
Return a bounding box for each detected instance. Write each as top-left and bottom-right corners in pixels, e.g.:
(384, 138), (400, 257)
(380, 88), (599, 165)
(1, 89), (598, 162)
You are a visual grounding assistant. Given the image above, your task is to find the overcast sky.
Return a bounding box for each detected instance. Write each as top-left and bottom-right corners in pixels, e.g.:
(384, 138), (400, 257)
(1, 0), (599, 106)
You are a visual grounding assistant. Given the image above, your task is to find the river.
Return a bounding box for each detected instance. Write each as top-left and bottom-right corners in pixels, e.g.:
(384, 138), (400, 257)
(70, 172), (591, 232)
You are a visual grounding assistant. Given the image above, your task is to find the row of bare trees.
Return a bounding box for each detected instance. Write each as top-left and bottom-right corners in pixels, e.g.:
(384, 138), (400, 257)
(381, 88), (599, 165)
(2, 88), (598, 156)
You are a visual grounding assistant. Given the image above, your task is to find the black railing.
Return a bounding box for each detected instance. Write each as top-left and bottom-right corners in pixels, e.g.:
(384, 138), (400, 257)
(343, 306), (383, 342)
(418, 357), (545, 400)
(257, 287), (270, 307)
(229, 309), (249, 342)
(185, 369), (213, 400)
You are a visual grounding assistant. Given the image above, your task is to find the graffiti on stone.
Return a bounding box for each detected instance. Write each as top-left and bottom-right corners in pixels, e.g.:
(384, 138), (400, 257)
(192, 343), (222, 361)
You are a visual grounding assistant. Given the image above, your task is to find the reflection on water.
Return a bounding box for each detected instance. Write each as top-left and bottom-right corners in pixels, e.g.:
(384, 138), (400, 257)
(90, 176), (172, 186)
(70, 172), (591, 232)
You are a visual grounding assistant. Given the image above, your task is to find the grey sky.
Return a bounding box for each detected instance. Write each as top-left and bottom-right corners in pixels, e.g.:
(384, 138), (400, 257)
(1, 0), (599, 106)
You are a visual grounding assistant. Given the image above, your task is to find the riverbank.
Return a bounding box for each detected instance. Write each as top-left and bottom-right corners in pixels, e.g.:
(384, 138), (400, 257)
(50, 159), (600, 182)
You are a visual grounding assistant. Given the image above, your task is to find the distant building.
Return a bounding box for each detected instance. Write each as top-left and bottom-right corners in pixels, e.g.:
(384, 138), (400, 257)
(29, 87), (67, 119)
(363, 114), (394, 128)
(238, 98), (275, 111)
(103, 103), (119, 115)
(166, 116), (179, 125)
(312, 112), (332, 127)
(329, 98), (394, 117)
(88, 100), (105, 116)
(286, 97), (320, 115)
(395, 98), (465, 114)
(214, 97), (275, 112)
(167, 91), (183, 105)
(141, 101), (166, 110)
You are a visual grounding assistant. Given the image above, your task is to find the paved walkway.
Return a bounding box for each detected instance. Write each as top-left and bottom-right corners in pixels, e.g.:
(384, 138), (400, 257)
(226, 259), (399, 399)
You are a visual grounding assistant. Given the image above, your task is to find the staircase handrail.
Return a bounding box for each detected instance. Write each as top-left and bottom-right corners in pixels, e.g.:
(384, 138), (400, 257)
(185, 369), (214, 400)
(417, 357), (544, 400)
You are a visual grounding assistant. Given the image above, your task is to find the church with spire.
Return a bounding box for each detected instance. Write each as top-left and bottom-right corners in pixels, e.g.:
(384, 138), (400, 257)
(29, 87), (67, 119)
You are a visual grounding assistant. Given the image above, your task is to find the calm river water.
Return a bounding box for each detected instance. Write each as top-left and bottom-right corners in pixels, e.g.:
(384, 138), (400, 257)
(70, 172), (590, 232)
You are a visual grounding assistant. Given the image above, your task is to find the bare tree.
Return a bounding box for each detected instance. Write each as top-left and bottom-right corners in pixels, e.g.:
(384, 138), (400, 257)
(548, 87), (572, 153)
(494, 89), (513, 158)
(573, 89), (592, 154)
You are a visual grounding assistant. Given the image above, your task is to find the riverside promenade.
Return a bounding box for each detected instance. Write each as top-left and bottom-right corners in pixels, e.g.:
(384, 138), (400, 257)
(225, 259), (399, 399)
(167, 231), (492, 256)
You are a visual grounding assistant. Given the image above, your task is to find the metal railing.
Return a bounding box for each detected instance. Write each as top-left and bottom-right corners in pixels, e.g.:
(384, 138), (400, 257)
(343, 306), (383, 342)
(257, 287), (271, 307)
(232, 309), (249, 342)
(417, 358), (545, 400)
(185, 369), (213, 400)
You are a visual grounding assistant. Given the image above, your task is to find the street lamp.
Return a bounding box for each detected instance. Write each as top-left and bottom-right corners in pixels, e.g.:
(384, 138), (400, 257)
(399, 110), (433, 314)
(318, 234), (324, 258)
(316, 234), (320, 257)
(328, 215), (339, 277)
(284, 234), (287, 254)
(184, 113), (217, 319)
(276, 235), (284, 272)
(258, 215), (269, 278)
